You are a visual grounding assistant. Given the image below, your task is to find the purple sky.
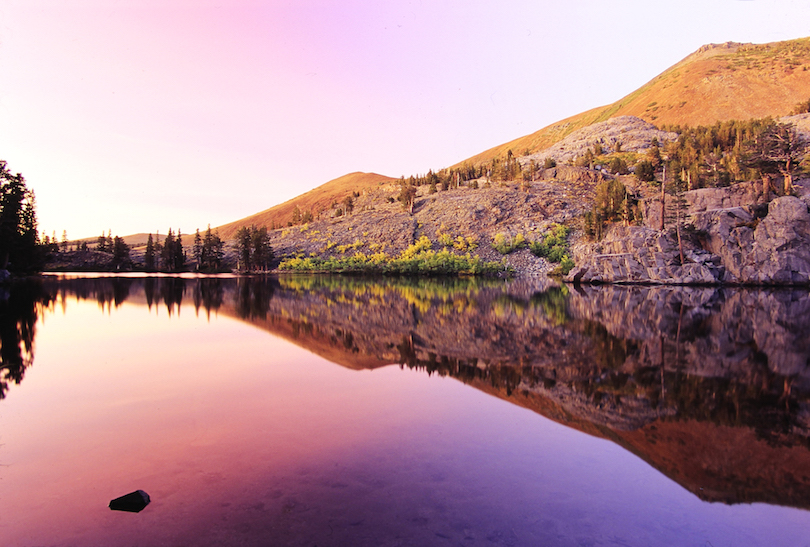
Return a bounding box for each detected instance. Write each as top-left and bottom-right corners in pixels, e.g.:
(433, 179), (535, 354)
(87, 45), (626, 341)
(2, 0), (810, 239)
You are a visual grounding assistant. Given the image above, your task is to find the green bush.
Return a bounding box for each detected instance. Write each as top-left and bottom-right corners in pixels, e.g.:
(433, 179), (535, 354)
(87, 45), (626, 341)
(530, 224), (569, 260)
(608, 156), (628, 174)
(530, 224), (573, 275)
(437, 232), (453, 247)
(792, 97), (810, 115)
(558, 255), (575, 276)
(279, 236), (510, 276)
(491, 233), (526, 255)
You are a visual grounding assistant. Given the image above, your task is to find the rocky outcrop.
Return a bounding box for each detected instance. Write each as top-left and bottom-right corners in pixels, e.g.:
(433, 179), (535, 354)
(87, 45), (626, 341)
(567, 182), (810, 285)
(565, 225), (720, 284)
(537, 165), (608, 184)
(693, 196), (810, 284)
(524, 116), (678, 166)
(640, 179), (772, 230)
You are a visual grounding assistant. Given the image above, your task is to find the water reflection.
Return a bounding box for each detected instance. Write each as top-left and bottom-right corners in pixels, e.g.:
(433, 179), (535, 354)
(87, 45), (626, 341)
(0, 279), (52, 399)
(18, 274), (810, 511)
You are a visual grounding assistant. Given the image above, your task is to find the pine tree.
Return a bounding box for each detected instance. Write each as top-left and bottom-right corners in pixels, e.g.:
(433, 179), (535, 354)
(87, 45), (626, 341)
(161, 229), (175, 271)
(341, 195), (354, 215)
(200, 225), (224, 272)
(291, 206), (302, 225)
(745, 121), (808, 194)
(397, 182), (417, 214)
(235, 227), (252, 271)
(193, 229), (203, 269)
(234, 226), (274, 272)
(145, 234), (156, 271)
(112, 236), (130, 267)
(208, 227), (224, 271)
(665, 172), (688, 264)
(173, 230), (185, 271)
(250, 226), (273, 271)
(0, 162), (41, 272)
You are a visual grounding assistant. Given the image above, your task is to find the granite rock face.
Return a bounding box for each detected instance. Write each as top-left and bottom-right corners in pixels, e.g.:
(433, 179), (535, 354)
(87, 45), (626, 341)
(567, 186), (810, 285)
(695, 196), (810, 284)
(566, 225), (721, 285)
(524, 116), (678, 167)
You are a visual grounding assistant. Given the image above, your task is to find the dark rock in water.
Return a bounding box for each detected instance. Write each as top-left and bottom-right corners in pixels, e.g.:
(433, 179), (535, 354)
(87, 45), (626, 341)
(109, 490), (150, 513)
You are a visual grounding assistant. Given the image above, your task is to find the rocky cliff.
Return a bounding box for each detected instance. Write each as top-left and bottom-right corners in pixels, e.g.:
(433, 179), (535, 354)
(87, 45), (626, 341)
(566, 177), (810, 285)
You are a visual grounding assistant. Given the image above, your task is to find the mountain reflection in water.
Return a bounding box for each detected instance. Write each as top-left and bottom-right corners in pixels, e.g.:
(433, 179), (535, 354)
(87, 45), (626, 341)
(10, 274), (810, 514)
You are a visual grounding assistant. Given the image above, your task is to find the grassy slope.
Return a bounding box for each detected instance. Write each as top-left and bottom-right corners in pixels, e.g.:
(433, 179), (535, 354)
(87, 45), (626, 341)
(216, 171), (396, 239)
(457, 38), (810, 168)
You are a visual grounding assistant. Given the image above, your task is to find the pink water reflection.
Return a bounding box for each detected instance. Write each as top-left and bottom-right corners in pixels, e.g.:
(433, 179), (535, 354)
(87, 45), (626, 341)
(1, 282), (809, 546)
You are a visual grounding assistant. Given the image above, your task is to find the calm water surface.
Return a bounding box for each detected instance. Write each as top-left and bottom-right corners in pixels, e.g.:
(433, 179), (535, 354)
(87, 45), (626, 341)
(1, 274), (809, 546)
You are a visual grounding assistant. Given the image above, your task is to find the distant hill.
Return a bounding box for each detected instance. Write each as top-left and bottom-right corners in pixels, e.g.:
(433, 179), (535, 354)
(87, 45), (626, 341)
(75, 233), (151, 247)
(458, 38), (810, 168)
(215, 172), (396, 239)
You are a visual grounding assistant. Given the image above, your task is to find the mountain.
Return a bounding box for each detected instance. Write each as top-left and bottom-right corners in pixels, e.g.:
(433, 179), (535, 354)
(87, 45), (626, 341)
(457, 38), (810, 168)
(210, 38), (810, 269)
(215, 38), (810, 238)
(216, 171), (396, 240)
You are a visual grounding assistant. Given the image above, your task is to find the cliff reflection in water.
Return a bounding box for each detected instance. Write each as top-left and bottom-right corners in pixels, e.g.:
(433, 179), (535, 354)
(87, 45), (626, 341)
(31, 275), (810, 509)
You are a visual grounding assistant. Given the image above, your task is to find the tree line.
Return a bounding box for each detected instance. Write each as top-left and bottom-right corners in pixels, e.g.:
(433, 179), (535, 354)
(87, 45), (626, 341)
(142, 226), (230, 272)
(234, 225), (273, 272)
(44, 223), (277, 273)
(584, 116), (809, 240)
(45, 224), (258, 273)
(649, 117), (807, 193)
(0, 161), (41, 273)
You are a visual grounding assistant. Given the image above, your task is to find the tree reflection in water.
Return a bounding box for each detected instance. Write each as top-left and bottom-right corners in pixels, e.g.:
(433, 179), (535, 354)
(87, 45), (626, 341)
(235, 276), (276, 319)
(192, 277), (224, 318)
(0, 279), (51, 399)
(159, 277), (184, 315)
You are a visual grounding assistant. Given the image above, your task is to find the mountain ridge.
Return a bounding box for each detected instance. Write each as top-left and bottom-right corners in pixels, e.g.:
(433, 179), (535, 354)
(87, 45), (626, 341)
(454, 38), (810, 169)
(215, 37), (810, 237)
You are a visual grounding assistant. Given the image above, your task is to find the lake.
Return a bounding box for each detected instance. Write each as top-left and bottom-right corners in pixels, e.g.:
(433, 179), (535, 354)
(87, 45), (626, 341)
(1, 273), (809, 546)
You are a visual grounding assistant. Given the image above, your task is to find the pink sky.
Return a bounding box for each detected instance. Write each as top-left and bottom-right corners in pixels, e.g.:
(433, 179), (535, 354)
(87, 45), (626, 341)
(1, 0), (809, 239)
